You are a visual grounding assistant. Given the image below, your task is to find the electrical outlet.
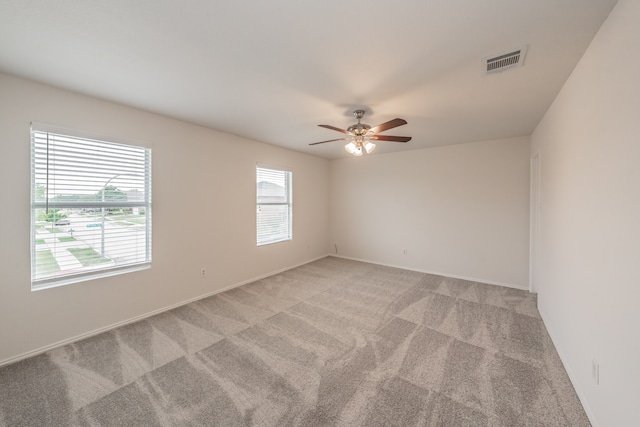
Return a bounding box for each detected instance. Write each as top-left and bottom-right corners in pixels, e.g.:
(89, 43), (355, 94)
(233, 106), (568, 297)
(402, 248), (408, 255)
(200, 268), (207, 278)
(592, 359), (599, 385)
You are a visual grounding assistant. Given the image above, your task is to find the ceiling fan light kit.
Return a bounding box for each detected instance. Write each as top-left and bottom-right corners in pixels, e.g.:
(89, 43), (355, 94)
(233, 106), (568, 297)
(311, 109), (411, 156)
(345, 140), (375, 156)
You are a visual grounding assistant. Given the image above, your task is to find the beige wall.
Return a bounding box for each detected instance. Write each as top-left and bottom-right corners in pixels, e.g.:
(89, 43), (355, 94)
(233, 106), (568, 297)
(0, 73), (330, 364)
(330, 136), (531, 288)
(531, 0), (640, 425)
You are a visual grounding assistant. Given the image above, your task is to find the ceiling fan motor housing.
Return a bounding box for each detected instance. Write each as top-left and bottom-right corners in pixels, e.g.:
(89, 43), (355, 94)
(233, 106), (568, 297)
(347, 123), (372, 135)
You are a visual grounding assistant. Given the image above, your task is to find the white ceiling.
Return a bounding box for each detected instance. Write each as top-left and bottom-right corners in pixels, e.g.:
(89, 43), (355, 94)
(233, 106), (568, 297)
(0, 0), (618, 159)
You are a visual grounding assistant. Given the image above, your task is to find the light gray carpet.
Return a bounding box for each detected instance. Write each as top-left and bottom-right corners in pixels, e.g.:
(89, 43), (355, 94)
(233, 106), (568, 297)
(0, 257), (590, 426)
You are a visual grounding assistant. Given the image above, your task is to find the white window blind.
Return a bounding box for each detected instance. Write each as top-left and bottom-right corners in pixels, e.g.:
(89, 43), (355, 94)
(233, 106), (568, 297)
(256, 166), (292, 246)
(30, 126), (152, 289)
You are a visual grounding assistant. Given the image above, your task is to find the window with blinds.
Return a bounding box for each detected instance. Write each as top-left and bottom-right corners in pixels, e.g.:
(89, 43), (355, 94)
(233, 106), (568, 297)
(256, 166), (292, 246)
(30, 125), (152, 289)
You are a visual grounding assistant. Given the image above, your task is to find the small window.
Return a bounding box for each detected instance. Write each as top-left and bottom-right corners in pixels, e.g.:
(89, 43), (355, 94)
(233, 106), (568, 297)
(256, 165), (292, 246)
(30, 125), (152, 289)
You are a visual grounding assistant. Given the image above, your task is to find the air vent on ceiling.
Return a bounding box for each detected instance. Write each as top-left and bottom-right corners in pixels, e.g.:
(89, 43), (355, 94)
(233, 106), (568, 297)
(483, 45), (528, 74)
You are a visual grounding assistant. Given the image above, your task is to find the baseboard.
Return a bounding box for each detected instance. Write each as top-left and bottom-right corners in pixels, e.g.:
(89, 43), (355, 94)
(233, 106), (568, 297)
(0, 254), (330, 368)
(329, 254), (529, 291)
(537, 306), (599, 427)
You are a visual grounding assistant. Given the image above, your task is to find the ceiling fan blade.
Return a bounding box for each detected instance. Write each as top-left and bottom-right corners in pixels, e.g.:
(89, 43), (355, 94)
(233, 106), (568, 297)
(309, 138), (348, 146)
(369, 118), (408, 134)
(370, 135), (412, 143)
(318, 124), (351, 134)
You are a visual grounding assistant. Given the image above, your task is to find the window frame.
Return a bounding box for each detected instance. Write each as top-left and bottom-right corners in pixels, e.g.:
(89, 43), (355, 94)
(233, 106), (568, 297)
(30, 123), (152, 290)
(256, 164), (293, 246)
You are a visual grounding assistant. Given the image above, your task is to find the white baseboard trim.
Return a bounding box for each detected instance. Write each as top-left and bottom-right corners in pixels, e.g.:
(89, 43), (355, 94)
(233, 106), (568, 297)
(329, 254), (529, 291)
(0, 254), (330, 368)
(537, 306), (599, 427)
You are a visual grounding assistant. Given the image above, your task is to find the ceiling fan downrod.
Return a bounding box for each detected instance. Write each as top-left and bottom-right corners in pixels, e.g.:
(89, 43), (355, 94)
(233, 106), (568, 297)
(347, 110), (372, 136)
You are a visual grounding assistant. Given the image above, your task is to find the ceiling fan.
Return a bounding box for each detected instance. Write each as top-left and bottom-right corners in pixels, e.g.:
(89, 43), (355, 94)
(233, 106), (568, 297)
(310, 109), (411, 156)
